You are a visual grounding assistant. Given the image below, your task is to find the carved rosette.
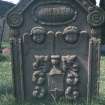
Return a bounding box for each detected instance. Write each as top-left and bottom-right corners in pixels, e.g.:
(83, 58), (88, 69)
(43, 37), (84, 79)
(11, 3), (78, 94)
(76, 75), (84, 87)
(62, 55), (80, 100)
(87, 8), (105, 27)
(7, 12), (23, 28)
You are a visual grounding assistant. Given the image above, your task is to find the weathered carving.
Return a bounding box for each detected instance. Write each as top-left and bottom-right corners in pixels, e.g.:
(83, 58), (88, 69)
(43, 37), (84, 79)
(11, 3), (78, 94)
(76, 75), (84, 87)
(31, 27), (47, 44)
(32, 55), (80, 99)
(32, 2), (77, 25)
(63, 26), (80, 44)
(7, 0), (102, 103)
(33, 86), (46, 98)
(65, 87), (79, 100)
(7, 12), (23, 28)
(48, 74), (64, 97)
(62, 55), (80, 100)
(33, 55), (50, 73)
(32, 56), (49, 98)
(49, 55), (63, 76)
(32, 71), (46, 85)
(87, 8), (105, 27)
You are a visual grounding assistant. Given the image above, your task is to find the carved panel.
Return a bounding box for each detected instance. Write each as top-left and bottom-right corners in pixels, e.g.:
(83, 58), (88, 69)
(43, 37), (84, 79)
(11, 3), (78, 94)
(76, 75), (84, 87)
(30, 26), (80, 45)
(32, 55), (80, 100)
(32, 2), (77, 25)
(62, 55), (80, 100)
(32, 56), (50, 98)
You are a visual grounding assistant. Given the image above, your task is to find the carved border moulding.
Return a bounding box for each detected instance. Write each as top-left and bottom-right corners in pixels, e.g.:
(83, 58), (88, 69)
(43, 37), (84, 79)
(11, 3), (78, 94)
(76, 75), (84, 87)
(32, 1), (77, 25)
(87, 8), (105, 27)
(7, 12), (23, 28)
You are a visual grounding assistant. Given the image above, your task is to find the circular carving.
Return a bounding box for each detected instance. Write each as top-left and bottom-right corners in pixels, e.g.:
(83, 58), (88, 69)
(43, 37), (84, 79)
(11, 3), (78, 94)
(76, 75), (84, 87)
(31, 27), (46, 44)
(63, 26), (80, 44)
(7, 13), (23, 28)
(87, 10), (105, 27)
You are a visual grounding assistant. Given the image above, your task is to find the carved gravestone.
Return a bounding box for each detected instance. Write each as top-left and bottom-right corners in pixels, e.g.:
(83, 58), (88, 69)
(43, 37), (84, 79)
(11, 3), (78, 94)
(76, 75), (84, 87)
(7, 0), (105, 103)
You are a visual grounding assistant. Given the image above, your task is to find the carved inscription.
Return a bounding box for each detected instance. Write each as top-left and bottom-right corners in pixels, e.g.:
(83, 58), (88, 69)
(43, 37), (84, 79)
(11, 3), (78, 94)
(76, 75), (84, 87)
(32, 2), (77, 25)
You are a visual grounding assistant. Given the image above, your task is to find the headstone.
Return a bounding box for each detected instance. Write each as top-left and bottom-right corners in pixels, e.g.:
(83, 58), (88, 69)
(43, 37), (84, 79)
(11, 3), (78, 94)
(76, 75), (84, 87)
(7, 0), (105, 104)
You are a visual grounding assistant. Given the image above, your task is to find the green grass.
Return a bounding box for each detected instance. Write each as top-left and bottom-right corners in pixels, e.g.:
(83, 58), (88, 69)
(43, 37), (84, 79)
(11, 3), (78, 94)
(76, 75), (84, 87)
(0, 43), (105, 105)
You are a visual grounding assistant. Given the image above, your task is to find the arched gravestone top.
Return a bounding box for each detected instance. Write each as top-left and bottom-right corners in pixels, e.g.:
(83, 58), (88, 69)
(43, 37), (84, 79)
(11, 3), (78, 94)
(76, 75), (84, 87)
(7, 0), (105, 104)
(7, 0), (104, 28)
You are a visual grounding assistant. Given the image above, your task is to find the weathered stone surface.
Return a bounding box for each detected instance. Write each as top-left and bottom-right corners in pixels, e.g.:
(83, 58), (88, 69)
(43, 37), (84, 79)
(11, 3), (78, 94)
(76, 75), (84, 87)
(7, 0), (104, 104)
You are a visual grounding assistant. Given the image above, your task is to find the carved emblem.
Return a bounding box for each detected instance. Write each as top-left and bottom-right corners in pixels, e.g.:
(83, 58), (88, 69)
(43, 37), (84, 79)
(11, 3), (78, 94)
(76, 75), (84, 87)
(63, 26), (80, 44)
(32, 2), (77, 25)
(87, 9), (105, 27)
(62, 55), (80, 100)
(49, 55), (63, 76)
(32, 56), (49, 98)
(31, 27), (46, 44)
(7, 13), (23, 28)
(48, 55), (64, 97)
(32, 55), (80, 100)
